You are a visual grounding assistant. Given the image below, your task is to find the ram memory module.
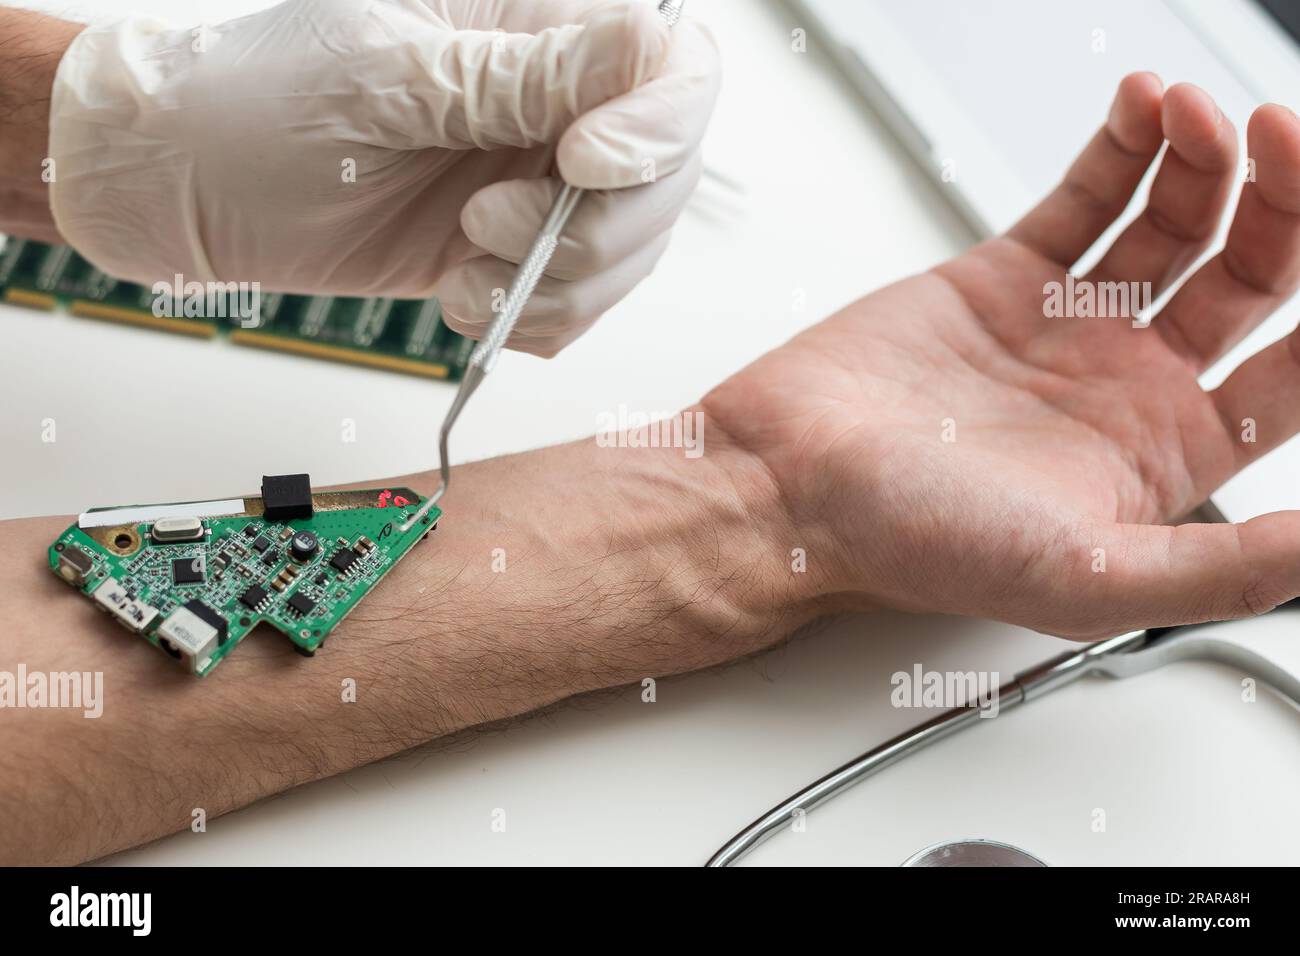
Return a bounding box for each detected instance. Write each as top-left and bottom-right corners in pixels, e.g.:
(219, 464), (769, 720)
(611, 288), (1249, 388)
(0, 237), (473, 380)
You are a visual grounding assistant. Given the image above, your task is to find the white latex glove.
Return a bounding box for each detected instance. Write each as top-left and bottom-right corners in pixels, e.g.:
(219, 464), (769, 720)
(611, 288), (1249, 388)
(48, 0), (720, 356)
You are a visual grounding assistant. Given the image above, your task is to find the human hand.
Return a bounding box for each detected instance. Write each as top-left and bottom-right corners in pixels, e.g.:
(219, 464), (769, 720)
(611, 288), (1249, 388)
(47, 0), (720, 356)
(703, 74), (1300, 640)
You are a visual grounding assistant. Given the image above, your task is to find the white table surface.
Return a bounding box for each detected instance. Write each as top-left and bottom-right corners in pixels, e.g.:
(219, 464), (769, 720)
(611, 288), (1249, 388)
(3, 0), (1298, 866)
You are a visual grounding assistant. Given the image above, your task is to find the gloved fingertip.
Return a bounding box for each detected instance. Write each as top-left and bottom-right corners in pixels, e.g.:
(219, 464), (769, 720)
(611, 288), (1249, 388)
(573, 0), (671, 102)
(458, 192), (491, 249)
(459, 178), (545, 248)
(592, 0), (671, 57)
(439, 306), (482, 338)
(555, 128), (631, 189)
(557, 16), (719, 189)
(556, 110), (684, 189)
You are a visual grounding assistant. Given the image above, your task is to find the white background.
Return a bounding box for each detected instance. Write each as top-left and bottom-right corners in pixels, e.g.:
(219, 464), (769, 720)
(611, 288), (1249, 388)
(2, 0), (1298, 865)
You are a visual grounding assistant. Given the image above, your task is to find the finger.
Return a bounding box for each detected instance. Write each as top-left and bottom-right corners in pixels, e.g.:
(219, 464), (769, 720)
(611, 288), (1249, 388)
(434, 233), (671, 355)
(1007, 72), (1164, 265)
(557, 18), (721, 189)
(400, 0), (670, 150)
(1086, 83), (1238, 295)
(1048, 515), (1300, 639)
(1209, 327), (1300, 471)
(460, 150), (703, 280)
(1156, 104), (1300, 369)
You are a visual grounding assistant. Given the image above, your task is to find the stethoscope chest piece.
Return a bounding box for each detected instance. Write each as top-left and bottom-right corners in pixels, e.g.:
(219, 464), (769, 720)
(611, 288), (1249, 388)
(901, 839), (1047, 867)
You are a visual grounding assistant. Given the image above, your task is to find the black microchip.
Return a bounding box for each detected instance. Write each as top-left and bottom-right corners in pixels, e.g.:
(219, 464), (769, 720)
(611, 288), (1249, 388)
(313, 573), (328, 586)
(262, 474), (313, 521)
(329, 548), (358, 573)
(171, 557), (205, 585)
(261, 549), (278, 566)
(239, 584), (269, 610)
(287, 592), (316, 616)
(242, 525), (258, 538)
(184, 599), (229, 644)
(251, 535), (271, 553)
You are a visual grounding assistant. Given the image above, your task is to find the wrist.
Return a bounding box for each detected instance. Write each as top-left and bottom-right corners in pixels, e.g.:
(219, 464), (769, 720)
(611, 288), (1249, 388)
(0, 10), (82, 242)
(383, 411), (833, 724)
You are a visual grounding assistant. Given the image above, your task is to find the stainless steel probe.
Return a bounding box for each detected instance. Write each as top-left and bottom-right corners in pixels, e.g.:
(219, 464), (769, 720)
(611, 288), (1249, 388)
(401, 0), (687, 533)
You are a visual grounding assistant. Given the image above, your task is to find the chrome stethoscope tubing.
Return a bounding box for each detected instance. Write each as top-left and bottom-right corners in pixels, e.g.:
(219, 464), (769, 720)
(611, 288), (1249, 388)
(707, 618), (1300, 867)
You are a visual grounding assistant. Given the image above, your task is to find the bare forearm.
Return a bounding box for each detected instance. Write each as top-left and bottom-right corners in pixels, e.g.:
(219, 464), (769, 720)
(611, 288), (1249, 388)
(0, 415), (832, 864)
(0, 8), (81, 242)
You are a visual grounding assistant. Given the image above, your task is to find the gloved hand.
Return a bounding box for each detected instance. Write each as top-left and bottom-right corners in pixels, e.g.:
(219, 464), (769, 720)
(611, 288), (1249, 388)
(48, 0), (720, 356)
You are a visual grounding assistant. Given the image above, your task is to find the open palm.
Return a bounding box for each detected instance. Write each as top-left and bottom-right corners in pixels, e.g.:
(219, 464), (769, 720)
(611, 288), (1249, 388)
(705, 75), (1300, 639)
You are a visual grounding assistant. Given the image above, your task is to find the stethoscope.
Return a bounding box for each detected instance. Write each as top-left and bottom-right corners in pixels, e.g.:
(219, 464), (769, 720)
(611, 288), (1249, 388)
(707, 609), (1300, 866)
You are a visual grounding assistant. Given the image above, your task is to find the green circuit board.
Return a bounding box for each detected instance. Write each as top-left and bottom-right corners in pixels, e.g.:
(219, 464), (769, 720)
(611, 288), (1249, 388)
(0, 237), (473, 380)
(48, 478), (439, 676)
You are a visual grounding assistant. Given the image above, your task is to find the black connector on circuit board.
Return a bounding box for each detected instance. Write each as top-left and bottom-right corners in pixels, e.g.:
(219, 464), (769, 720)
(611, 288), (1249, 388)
(261, 474), (313, 521)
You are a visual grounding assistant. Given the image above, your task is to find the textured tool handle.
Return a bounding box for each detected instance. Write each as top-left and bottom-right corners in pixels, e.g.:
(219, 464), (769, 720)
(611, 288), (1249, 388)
(468, 232), (560, 372)
(657, 0), (684, 26)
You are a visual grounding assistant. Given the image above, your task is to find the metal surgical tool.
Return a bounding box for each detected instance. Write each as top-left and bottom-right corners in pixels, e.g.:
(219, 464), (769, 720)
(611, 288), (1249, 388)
(707, 613), (1300, 867)
(401, 0), (688, 534)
